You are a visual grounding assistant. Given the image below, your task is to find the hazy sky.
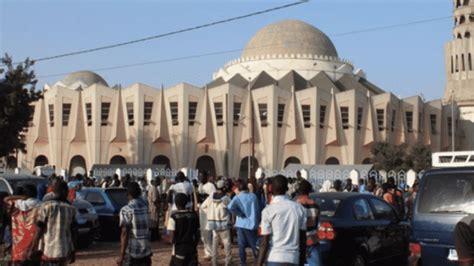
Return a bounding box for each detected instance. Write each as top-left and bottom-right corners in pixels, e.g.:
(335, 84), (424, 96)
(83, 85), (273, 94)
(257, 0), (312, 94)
(1, 0), (453, 101)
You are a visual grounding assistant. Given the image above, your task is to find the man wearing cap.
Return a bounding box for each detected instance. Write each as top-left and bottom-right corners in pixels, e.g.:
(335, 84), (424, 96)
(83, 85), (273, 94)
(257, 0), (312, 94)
(201, 179), (232, 266)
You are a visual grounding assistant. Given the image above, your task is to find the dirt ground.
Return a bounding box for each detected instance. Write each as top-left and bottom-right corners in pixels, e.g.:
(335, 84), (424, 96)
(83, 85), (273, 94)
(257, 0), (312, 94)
(75, 240), (254, 266)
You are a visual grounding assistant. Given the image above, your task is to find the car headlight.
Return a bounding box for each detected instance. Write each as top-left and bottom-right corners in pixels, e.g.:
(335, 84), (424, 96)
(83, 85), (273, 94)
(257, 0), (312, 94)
(88, 207), (96, 214)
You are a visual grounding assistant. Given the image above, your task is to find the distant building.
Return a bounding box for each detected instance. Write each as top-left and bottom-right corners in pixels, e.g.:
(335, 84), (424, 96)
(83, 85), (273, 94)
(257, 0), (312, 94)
(15, 15), (473, 178)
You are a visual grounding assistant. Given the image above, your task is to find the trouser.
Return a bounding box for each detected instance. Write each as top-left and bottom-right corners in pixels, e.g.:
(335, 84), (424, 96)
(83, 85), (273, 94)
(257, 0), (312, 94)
(40, 260), (67, 266)
(455, 219), (474, 263)
(170, 244), (198, 266)
(212, 229), (232, 266)
(199, 210), (212, 257)
(266, 263), (298, 266)
(128, 254), (152, 266)
(306, 245), (321, 266)
(236, 228), (258, 265)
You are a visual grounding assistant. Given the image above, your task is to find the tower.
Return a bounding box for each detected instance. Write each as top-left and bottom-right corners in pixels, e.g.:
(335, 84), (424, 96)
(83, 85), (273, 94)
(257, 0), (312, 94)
(444, 0), (474, 150)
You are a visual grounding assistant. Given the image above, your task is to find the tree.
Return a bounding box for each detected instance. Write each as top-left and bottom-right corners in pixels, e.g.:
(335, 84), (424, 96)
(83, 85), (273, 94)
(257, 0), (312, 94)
(0, 54), (41, 159)
(370, 142), (407, 171)
(370, 141), (432, 172)
(405, 143), (432, 172)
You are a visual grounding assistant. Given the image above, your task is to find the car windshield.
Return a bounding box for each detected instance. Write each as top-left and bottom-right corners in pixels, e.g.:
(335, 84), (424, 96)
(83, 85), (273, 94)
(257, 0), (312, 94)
(106, 189), (128, 208)
(311, 196), (342, 217)
(418, 173), (474, 214)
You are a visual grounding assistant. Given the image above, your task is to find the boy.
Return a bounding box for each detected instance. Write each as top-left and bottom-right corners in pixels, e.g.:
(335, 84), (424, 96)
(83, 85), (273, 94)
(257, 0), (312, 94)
(167, 193), (200, 266)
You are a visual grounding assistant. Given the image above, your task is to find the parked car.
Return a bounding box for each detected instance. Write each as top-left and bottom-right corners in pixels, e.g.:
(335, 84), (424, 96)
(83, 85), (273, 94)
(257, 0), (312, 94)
(410, 166), (474, 266)
(0, 174), (100, 248)
(310, 192), (409, 266)
(79, 187), (128, 238)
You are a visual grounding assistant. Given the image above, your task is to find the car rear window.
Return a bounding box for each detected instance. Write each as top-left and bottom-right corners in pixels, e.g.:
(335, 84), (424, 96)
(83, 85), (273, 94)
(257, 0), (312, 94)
(418, 173), (474, 214)
(312, 197), (342, 217)
(106, 189), (129, 208)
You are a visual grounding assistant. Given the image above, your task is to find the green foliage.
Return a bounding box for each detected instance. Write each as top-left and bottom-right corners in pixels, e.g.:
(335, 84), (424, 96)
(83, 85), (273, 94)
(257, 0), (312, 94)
(0, 54), (42, 158)
(370, 142), (431, 172)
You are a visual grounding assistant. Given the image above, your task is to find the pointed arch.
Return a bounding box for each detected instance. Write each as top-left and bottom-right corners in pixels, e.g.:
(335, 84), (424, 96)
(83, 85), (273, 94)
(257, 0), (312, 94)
(152, 155), (171, 170)
(325, 157), (340, 165)
(196, 156), (216, 178)
(69, 155), (87, 176)
(34, 155), (48, 167)
(110, 155), (127, 165)
(284, 157), (301, 168)
(239, 156), (259, 179)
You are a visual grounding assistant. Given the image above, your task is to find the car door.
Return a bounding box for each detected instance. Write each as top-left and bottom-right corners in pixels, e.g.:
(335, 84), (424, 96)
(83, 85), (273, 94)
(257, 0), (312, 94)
(369, 198), (407, 260)
(351, 198), (383, 263)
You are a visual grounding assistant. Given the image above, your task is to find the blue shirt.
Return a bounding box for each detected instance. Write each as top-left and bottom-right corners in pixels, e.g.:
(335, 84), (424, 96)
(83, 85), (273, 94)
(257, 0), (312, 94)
(227, 191), (260, 230)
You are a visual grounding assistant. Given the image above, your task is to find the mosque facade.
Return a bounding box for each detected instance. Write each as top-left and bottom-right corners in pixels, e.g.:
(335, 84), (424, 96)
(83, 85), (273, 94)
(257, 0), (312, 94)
(14, 9), (474, 177)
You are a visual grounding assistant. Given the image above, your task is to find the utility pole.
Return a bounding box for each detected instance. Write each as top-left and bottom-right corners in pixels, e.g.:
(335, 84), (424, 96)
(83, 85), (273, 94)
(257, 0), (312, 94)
(247, 78), (252, 179)
(451, 89), (456, 151)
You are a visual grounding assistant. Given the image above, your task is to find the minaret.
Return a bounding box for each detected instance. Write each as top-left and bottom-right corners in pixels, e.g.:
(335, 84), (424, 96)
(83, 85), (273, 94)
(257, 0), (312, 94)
(444, 0), (474, 150)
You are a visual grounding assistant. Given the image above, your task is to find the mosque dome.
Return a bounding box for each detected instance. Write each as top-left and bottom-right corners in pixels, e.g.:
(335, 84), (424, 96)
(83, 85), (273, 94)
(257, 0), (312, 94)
(241, 20), (338, 59)
(61, 70), (108, 87)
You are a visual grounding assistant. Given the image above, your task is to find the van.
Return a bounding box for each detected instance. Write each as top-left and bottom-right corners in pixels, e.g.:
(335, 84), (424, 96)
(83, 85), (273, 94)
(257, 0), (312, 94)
(410, 152), (474, 265)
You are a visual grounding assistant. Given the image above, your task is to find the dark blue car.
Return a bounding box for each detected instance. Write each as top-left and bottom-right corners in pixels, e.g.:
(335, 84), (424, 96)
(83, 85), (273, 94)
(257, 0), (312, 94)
(311, 192), (409, 266)
(410, 167), (474, 266)
(79, 187), (128, 238)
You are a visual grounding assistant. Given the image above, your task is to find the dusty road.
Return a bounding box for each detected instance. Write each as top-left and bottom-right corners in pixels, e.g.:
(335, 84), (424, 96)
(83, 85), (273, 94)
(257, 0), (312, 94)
(75, 240), (254, 266)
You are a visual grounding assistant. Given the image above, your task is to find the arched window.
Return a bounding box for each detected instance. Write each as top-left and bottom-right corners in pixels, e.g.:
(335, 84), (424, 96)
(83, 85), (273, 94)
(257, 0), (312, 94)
(460, 15), (466, 24)
(152, 155), (171, 170)
(362, 158), (372, 165)
(34, 155), (49, 167)
(466, 31), (471, 38)
(6, 156), (17, 169)
(239, 156), (259, 180)
(196, 156), (216, 178)
(457, 0), (462, 8)
(464, 0), (470, 6)
(455, 17), (458, 26)
(69, 155), (87, 176)
(284, 157), (301, 168)
(457, 33), (463, 39)
(325, 157), (340, 165)
(110, 155), (127, 165)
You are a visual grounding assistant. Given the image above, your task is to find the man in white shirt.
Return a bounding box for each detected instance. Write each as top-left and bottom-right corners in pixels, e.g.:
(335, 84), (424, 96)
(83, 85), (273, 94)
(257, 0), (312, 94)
(256, 175), (307, 266)
(197, 171), (216, 261)
(166, 172), (193, 211)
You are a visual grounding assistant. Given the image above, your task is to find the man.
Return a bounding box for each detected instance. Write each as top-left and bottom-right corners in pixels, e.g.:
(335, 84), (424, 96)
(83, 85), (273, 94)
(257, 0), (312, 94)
(197, 171), (215, 261)
(227, 179), (260, 266)
(167, 193), (200, 266)
(28, 180), (77, 266)
(295, 180), (321, 266)
(166, 172), (193, 212)
(201, 180), (232, 266)
(4, 185), (41, 266)
(117, 182), (152, 266)
(256, 175), (307, 266)
(147, 178), (161, 241)
(455, 215), (474, 266)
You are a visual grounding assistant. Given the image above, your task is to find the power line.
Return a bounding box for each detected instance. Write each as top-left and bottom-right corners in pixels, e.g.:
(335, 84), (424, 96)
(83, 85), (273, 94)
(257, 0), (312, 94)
(332, 15), (451, 37)
(37, 15), (453, 79)
(4, 0), (307, 66)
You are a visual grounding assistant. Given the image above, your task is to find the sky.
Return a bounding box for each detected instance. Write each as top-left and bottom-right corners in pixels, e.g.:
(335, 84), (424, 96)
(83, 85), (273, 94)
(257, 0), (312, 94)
(0, 0), (453, 101)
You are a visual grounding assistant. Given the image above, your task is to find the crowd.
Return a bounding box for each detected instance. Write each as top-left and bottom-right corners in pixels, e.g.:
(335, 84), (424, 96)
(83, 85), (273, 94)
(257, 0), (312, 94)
(0, 169), (420, 266)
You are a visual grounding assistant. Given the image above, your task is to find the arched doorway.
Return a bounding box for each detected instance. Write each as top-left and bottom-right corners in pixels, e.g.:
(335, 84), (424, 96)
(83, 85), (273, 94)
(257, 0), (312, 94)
(362, 158), (372, 165)
(239, 156), (259, 180)
(325, 157), (340, 165)
(6, 156), (17, 169)
(34, 155), (48, 167)
(69, 155), (87, 176)
(110, 155), (127, 165)
(196, 156), (216, 177)
(284, 157), (301, 168)
(152, 155), (171, 170)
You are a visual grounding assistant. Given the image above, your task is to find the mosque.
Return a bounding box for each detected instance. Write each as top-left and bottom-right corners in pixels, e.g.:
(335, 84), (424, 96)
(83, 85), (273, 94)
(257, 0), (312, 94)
(13, 2), (474, 177)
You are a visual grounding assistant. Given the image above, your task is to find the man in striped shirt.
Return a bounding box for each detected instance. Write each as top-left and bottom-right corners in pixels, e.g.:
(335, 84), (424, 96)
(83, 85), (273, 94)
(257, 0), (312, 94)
(296, 180), (321, 266)
(117, 182), (152, 266)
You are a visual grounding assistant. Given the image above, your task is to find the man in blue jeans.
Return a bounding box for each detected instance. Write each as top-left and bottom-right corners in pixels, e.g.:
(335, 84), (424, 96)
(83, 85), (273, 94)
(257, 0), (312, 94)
(227, 179), (260, 266)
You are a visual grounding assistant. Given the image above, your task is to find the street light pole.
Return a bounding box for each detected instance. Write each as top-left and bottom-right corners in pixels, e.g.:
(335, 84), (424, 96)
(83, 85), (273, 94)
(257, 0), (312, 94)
(451, 89), (456, 151)
(247, 78), (252, 180)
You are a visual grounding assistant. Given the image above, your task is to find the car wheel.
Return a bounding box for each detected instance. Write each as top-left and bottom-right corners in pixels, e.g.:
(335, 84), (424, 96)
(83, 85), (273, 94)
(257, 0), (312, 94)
(353, 254), (366, 266)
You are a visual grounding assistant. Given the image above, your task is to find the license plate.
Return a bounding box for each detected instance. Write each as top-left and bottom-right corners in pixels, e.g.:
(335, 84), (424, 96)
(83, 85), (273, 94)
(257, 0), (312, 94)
(448, 249), (458, 261)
